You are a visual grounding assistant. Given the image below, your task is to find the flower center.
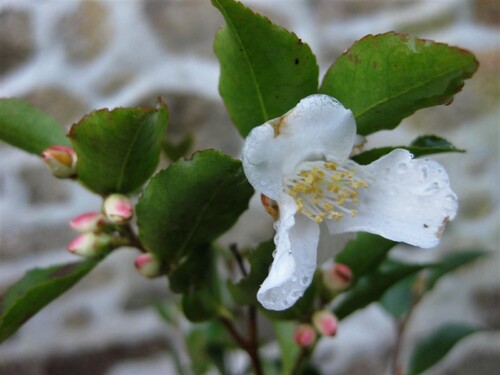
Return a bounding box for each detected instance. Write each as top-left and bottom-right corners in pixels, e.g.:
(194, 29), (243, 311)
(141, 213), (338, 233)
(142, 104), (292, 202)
(285, 161), (368, 224)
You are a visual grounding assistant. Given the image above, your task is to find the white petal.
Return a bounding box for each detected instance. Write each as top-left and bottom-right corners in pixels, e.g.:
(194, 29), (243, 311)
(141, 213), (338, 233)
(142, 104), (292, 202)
(317, 230), (356, 265)
(328, 149), (458, 248)
(257, 194), (320, 310)
(242, 94), (356, 200)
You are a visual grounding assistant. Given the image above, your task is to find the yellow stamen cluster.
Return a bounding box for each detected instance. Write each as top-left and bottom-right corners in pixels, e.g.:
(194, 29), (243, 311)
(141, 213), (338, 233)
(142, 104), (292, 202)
(285, 161), (368, 224)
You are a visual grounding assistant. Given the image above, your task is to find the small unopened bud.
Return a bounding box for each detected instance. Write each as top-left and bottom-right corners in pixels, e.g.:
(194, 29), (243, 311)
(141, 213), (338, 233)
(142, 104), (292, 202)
(134, 253), (162, 278)
(103, 194), (133, 223)
(42, 145), (77, 178)
(312, 310), (338, 336)
(323, 263), (353, 292)
(69, 212), (106, 233)
(67, 232), (112, 258)
(294, 324), (316, 347)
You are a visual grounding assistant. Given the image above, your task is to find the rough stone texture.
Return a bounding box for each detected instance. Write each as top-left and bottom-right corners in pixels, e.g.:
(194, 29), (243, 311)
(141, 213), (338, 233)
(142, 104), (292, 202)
(0, 9), (34, 76)
(56, 0), (110, 63)
(19, 165), (71, 205)
(143, 0), (222, 57)
(22, 86), (89, 127)
(474, 0), (500, 25)
(473, 286), (500, 329)
(156, 93), (242, 157)
(0, 337), (170, 375)
(0, 0), (498, 374)
(311, 0), (413, 21)
(0, 222), (73, 260)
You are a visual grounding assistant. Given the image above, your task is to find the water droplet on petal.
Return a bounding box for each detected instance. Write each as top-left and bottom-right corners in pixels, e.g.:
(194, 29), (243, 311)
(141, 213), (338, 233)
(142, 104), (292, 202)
(301, 276), (309, 286)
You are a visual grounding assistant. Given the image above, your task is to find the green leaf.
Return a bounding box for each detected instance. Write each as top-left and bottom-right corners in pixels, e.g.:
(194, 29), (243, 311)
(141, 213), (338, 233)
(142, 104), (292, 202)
(0, 98), (70, 155)
(137, 150), (254, 266)
(408, 323), (482, 375)
(0, 259), (100, 343)
(320, 32), (478, 135)
(335, 233), (397, 280)
(228, 240), (274, 306)
(186, 322), (234, 375)
(380, 250), (487, 319)
(69, 100), (169, 195)
(353, 135), (464, 165)
(410, 135), (459, 149)
(272, 320), (301, 375)
(425, 250), (487, 291)
(185, 328), (215, 375)
(181, 247), (221, 322)
(212, 0), (319, 136)
(333, 260), (426, 320)
(380, 274), (418, 319)
(168, 245), (212, 294)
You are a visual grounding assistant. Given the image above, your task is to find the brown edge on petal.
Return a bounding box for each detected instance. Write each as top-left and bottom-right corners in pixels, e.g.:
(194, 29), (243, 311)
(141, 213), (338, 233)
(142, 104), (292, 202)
(269, 115), (286, 137)
(261, 194), (279, 220)
(435, 217), (449, 238)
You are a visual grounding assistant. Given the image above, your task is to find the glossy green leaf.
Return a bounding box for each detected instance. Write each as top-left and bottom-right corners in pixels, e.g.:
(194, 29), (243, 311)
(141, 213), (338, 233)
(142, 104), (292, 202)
(353, 135), (464, 165)
(137, 150), (254, 266)
(335, 233), (397, 280)
(168, 245), (212, 294)
(333, 260), (426, 320)
(425, 250), (487, 291)
(0, 259), (100, 343)
(320, 32), (478, 135)
(181, 248), (221, 322)
(0, 98), (70, 155)
(228, 240), (274, 306)
(213, 0), (319, 136)
(408, 323), (482, 375)
(69, 100), (168, 195)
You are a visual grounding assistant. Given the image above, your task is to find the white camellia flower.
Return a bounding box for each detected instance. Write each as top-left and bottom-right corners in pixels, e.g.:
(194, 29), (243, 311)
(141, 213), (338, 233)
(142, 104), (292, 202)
(242, 94), (458, 311)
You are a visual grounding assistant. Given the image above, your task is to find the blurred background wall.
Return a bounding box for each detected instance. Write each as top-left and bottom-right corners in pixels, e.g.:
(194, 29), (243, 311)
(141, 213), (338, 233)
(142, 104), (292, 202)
(0, 0), (498, 374)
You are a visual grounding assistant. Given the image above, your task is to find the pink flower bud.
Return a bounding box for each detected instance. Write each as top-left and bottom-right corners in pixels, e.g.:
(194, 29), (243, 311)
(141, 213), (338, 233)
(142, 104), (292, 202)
(69, 212), (106, 233)
(322, 263), (353, 292)
(312, 310), (338, 336)
(103, 194), (133, 224)
(67, 232), (112, 258)
(293, 324), (316, 347)
(42, 145), (77, 178)
(134, 253), (162, 278)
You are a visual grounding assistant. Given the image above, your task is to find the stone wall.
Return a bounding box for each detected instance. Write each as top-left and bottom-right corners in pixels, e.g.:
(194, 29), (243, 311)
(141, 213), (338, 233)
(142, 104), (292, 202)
(0, 0), (498, 374)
